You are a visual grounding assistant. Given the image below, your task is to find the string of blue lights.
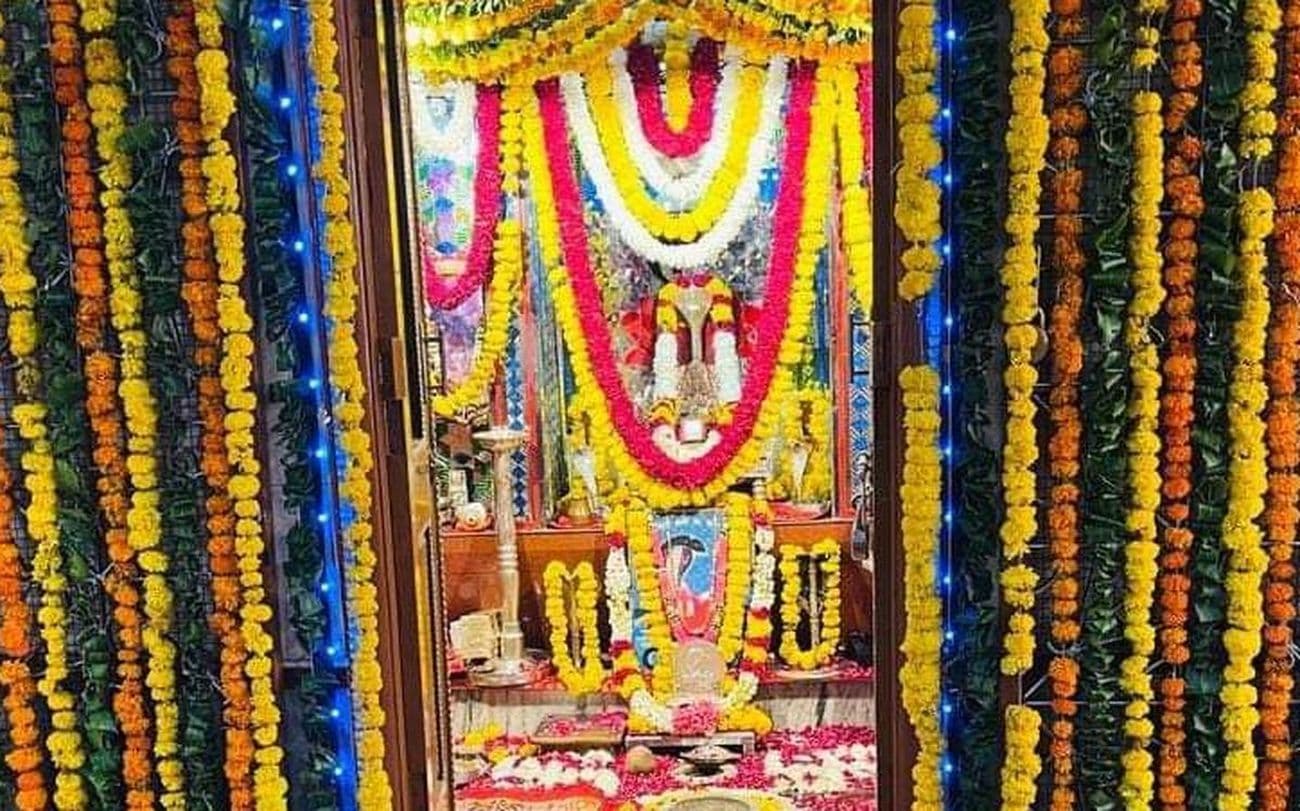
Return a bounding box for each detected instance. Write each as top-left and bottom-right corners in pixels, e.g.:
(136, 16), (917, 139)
(255, 2), (360, 805)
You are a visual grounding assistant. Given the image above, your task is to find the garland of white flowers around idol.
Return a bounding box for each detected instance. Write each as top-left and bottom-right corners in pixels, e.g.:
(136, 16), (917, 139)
(543, 560), (606, 696)
(607, 44), (744, 208)
(602, 490), (774, 734)
(558, 55), (787, 268)
(777, 539), (842, 671)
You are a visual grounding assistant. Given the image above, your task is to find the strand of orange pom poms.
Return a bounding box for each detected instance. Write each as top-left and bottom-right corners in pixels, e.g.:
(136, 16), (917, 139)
(1154, 0), (1203, 808)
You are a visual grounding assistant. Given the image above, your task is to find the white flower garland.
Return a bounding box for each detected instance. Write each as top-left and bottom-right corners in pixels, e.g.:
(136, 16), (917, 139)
(559, 57), (787, 269)
(608, 45), (744, 208)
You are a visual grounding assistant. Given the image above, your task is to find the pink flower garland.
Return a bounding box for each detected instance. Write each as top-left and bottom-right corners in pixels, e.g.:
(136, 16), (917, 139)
(422, 83), (502, 310)
(536, 62), (815, 489)
(628, 38), (720, 157)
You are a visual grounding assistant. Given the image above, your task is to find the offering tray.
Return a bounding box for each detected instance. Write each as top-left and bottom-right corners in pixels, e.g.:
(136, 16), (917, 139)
(530, 712), (626, 750)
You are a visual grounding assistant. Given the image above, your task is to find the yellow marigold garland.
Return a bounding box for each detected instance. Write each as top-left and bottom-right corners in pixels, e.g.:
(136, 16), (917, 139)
(1216, 187), (1273, 811)
(1119, 86), (1164, 809)
(304, 0), (395, 803)
(1002, 705), (1044, 811)
(899, 365), (943, 811)
(999, 0), (1048, 678)
(1216, 0), (1279, 804)
(662, 19), (692, 131)
(80, 1), (186, 802)
(191, 0), (289, 804)
(431, 82), (525, 419)
(776, 539), (841, 671)
(542, 561), (606, 696)
(894, 0), (942, 301)
(0, 21), (59, 809)
(832, 62), (873, 316)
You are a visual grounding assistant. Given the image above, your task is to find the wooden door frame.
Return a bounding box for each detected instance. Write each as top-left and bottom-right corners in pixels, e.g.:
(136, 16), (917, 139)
(334, 0), (917, 807)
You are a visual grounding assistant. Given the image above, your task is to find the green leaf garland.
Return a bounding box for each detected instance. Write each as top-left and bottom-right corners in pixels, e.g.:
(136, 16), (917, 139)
(947, 0), (1006, 801)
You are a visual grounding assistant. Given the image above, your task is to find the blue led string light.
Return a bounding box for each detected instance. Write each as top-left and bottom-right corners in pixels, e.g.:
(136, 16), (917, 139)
(257, 2), (359, 806)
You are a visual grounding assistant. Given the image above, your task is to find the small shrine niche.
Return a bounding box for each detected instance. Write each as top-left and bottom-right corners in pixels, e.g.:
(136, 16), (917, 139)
(395, 9), (878, 807)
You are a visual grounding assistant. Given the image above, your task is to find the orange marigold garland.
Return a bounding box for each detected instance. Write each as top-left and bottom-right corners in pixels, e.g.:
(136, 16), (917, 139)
(1258, 0), (1300, 804)
(48, 0), (156, 805)
(0, 20), (50, 809)
(163, 2), (257, 806)
(1044, 0), (1087, 804)
(1155, 1), (1203, 807)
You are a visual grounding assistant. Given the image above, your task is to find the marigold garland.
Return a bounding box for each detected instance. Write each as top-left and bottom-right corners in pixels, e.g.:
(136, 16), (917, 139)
(1044, 0), (1087, 803)
(49, 0), (156, 804)
(303, 0), (395, 803)
(998, 0), (1047, 679)
(1119, 86), (1165, 810)
(899, 365), (943, 811)
(431, 81), (526, 419)
(0, 20), (51, 811)
(894, 0), (942, 301)
(1217, 0), (1279, 805)
(80, 0), (187, 799)
(1002, 705), (1043, 811)
(1156, 0), (1203, 805)
(1217, 185), (1273, 811)
(1258, 0), (1300, 802)
(543, 561), (606, 696)
(776, 539), (841, 671)
(832, 62), (873, 316)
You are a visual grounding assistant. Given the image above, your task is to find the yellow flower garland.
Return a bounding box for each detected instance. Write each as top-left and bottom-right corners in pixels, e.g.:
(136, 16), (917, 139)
(304, 0), (395, 803)
(1241, 0), (1282, 160)
(522, 64), (834, 509)
(999, 0), (1048, 679)
(81, 5), (185, 801)
(581, 55), (766, 241)
(832, 63), (873, 316)
(894, 0), (942, 301)
(899, 365), (943, 811)
(431, 81), (526, 419)
(543, 560), (606, 696)
(404, 1), (872, 86)
(1119, 88), (1164, 809)
(1001, 705), (1043, 811)
(0, 32), (85, 806)
(191, 0), (289, 804)
(776, 539), (841, 671)
(1217, 189), (1273, 811)
(771, 385), (833, 503)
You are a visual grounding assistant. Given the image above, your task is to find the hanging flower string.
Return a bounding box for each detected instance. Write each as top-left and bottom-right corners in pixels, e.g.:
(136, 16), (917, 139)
(423, 84), (502, 310)
(431, 81), (525, 419)
(1156, 0), (1203, 805)
(998, 0), (1048, 679)
(1258, 0), (1300, 803)
(899, 365), (943, 810)
(50, 0), (155, 803)
(1044, 0), (1086, 803)
(526, 63), (828, 507)
(543, 561), (606, 696)
(1120, 81), (1165, 809)
(627, 37), (721, 157)
(1218, 0), (1280, 804)
(894, 0), (942, 301)
(0, 17), (52, 810)
(164, 2), (258, 804)
(833, 62), (873, 316)
(302, 0), (396, 802)
(776, 539), (841, 671)
(191, 0), (291, 802)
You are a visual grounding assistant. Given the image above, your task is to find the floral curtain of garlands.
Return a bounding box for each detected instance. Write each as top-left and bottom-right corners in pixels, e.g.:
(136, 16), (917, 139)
(404, 0), (872, 84)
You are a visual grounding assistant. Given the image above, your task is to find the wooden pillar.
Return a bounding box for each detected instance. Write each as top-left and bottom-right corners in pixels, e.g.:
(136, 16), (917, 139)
(873, 0), (924, 805)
